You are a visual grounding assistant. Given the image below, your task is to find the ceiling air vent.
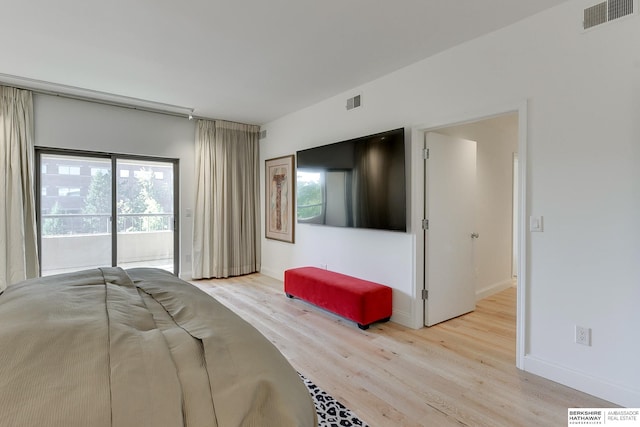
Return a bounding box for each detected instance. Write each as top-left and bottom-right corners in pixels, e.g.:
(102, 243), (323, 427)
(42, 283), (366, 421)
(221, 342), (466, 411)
(584, 0), (635, 29)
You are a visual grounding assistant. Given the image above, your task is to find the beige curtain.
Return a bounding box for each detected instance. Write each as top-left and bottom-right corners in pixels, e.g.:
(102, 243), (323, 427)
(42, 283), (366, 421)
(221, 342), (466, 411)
(0, 86), (39, 292)
(192, 119), (261, 279)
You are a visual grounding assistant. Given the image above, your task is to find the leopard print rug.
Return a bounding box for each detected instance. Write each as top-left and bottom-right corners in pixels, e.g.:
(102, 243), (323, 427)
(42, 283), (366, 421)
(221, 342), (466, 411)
(300, 373), (369, 427)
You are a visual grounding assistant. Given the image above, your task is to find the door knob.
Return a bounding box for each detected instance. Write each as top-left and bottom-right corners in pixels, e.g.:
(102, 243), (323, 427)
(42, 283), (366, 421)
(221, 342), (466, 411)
(471, 232), (479, 239)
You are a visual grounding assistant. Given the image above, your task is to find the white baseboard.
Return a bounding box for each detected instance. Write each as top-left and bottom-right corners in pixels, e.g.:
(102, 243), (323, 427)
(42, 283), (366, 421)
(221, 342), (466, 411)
(390, 308), (412, 328)
(523, 355), (640, 407)
(259, 267), (281, 281)
(476, 278), (516, 301)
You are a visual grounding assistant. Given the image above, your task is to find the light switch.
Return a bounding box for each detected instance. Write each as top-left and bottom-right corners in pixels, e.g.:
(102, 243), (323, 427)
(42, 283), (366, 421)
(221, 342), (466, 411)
(185, 208), (192, 218)
(530, 216), (543, 232)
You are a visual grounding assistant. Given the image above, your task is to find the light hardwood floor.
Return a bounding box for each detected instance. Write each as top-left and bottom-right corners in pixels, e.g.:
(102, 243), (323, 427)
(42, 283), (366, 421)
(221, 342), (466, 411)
(192, 274), (614, 427)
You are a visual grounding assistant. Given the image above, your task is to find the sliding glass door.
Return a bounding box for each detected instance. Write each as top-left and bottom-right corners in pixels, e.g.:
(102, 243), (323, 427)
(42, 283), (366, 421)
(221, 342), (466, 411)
(116, 158), (175, 271)
(37, 149), (179, 276)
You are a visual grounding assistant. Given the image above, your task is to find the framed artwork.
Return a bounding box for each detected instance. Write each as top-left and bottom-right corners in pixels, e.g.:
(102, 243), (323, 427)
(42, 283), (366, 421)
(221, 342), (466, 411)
(265, 155), (295, 243)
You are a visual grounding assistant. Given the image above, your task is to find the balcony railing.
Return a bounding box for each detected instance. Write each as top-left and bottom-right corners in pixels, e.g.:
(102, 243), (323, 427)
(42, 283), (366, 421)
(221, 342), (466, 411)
(40, 213), (175, 276)
(42, 213), (174, 236)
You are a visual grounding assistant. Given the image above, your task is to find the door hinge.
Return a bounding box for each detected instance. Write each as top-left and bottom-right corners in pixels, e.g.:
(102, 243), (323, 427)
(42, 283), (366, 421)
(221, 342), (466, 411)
(422, 219), (429, 230)
(422, 289), (429, 300)
(423, 148), (430, 159)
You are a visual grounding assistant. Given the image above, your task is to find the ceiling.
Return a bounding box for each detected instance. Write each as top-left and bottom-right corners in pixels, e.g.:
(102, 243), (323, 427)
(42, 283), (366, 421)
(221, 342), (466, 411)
(0, 0), (568, 125)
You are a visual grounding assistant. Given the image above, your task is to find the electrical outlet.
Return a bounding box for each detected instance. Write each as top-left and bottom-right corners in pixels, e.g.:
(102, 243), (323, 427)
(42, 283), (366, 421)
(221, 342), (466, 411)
(575, 325), (591, 346)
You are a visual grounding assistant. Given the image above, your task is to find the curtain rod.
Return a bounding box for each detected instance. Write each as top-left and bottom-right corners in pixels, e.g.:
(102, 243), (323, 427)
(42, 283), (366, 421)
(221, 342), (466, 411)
(0, 73), (195, 120)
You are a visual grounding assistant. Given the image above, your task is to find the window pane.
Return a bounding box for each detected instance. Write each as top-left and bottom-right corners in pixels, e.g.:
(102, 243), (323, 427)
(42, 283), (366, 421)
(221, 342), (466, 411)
(40, 154), (112, 276)
(117, 158), (174, 273)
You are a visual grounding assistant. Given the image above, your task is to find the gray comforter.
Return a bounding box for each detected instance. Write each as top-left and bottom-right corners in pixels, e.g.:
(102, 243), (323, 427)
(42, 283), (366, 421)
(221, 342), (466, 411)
(0, 267), (316, 427)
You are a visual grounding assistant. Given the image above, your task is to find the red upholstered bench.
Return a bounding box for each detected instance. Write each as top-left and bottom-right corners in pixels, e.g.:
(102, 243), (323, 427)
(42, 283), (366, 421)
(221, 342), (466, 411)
(284, 267), (392, 330)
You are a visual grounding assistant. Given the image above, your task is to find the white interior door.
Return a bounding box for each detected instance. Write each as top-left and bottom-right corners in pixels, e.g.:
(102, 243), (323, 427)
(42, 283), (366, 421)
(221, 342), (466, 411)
(424, 132), (477, 326)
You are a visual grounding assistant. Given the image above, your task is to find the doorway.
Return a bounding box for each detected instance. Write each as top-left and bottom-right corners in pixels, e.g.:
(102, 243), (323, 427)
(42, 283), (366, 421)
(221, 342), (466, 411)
(36, 148), (179, 276)
(422, 112), (520, 328)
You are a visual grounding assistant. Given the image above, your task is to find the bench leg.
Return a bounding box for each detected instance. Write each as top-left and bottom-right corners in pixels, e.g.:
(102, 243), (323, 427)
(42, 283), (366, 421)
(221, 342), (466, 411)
(358, 317), (391, 330)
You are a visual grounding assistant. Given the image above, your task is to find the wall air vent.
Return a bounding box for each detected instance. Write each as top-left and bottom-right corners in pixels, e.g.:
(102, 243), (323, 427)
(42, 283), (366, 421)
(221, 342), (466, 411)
(346, 94), (361, 111)
(609, 0), (635, 19)
(584, 2), (607, 28)
(260, 129), (267, 139)
(584, 0), (635, 29)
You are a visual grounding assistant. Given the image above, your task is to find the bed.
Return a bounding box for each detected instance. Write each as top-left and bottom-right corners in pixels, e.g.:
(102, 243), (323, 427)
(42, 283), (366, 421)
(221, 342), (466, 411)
(0, 267), (317, 427)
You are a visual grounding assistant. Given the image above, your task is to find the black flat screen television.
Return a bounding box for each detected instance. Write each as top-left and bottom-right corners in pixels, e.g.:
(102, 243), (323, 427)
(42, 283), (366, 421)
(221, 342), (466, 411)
(296, 128), (406, 232)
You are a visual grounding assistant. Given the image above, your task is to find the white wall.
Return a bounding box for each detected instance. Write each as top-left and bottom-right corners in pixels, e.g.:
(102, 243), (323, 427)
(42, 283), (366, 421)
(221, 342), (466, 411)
(260, 119), (417, 326)
(437, 114), (519, 298)
(260, 0), (640, 406)
(34, 94), (196, 279)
